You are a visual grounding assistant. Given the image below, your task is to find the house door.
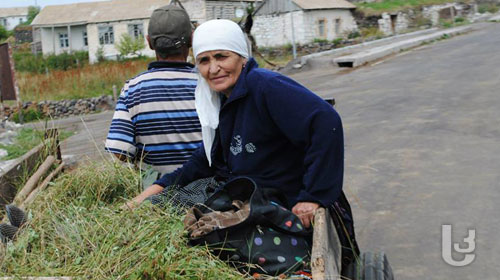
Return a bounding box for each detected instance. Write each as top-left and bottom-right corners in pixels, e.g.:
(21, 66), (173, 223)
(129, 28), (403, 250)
(335, 18), (341, 37)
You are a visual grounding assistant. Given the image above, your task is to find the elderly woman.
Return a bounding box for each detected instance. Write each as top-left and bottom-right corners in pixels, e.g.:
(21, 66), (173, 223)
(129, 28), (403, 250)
(128, 20), (350, 230)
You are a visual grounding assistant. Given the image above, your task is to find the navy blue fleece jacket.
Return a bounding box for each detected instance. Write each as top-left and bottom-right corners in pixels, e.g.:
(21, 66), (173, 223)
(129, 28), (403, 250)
(154, 58), (344, 208)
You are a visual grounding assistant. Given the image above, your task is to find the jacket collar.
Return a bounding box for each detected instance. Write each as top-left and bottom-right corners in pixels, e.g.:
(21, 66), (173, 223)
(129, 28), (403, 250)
(223, 58), (258, 105)
(148, 60), (195, 70)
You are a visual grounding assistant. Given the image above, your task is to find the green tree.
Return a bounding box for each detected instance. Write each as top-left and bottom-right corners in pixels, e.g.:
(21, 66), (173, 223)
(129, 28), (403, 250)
(116, 34), (145, 58)
(26, 6), (41, 25)
(0, 25), (8, 42)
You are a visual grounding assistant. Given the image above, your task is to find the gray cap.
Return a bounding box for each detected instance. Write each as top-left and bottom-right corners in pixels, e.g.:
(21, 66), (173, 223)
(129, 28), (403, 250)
(148, 5), (192, 49)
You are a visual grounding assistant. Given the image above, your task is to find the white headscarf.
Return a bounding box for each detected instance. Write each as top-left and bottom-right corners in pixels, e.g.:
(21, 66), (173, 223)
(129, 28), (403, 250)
(193, 19), (249, 165)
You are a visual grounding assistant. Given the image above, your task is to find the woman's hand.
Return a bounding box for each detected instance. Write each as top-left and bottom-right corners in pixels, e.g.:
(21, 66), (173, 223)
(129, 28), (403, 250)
(120, 197), (143, 211)
(120, 184), (165, 211)
(292, 202), (320, 228)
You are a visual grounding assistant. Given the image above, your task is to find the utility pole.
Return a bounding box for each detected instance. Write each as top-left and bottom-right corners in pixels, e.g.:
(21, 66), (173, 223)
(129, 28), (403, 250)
(289, 0), (297, 59)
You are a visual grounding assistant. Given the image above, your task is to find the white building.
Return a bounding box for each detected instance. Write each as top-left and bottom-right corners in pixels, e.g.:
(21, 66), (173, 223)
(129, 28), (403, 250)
(31, 0), (259, 63)
(253, 0), (358, 47)
(0, 7), (29, 31)
(31, 0), (172, 63)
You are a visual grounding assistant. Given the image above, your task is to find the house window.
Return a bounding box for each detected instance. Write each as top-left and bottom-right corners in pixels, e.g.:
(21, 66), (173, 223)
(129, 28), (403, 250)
(212, 6), (216, 19)
(334, 18), (342, 36)
(219, 6), (223, 18)
(59, 33), (69, 48)
(235, 8), (244, 18)
(98, 25), (114, 45)
(128, 24), (144, 39)
(83, 31), (88, 46)
(2, 19), (6, 26)
(19, 18), (23, 24)
(317, 19), (326, 38)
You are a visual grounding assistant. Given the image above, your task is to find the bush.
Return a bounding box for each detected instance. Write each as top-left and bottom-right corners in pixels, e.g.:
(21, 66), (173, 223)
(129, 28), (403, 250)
(0, 25), (9, 42)
(13, 51), (89, 73)
(478, 3), (499, 14)
(96, 46), (106, 63)
(116, 34), (145, 58)
(413, 14), (433, 27)
(347, 30), (361, 39)
(313, 38), (329, 44)
(11, 107), (45, 123)
(332, 37), (343, 45)
(440, 19), (453, 28)
(360, 27), (385, 39)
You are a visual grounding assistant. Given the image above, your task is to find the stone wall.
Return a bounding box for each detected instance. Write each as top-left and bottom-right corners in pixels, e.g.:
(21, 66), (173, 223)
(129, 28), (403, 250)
(14, 25), (33, 44)
(205, 1), (250, 20)
(181, 0), (206, 24)
(378, 12), (410, 36)
(253, 11), (307, 47)
(422, 3), (476, 26)
(253, 9), (358, 47)
(2, 95), (115, 121)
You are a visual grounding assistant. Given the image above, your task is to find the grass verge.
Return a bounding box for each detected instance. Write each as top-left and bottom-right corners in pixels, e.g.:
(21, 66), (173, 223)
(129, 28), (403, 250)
(0, 162), (243, 279)
(357, 0), (466, 15)
(0, 128), (73, 161)
(17, 58), (151, 102)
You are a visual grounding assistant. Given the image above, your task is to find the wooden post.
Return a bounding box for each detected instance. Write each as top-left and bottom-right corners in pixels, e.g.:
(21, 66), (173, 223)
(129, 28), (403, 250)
(13, 155), (56, 205)
(0, 100), (4, 120)
(67, 25), (72, 52)
(5, 43), (23, 123)
(52, 25), (55, 54)
(112, 84), (118, 102)
(450, 6), (455, 26)
(45, 128), (61, 160)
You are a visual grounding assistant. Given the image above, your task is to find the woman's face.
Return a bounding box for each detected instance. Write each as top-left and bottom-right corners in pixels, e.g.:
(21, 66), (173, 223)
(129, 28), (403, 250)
(196, 50), (247, 97)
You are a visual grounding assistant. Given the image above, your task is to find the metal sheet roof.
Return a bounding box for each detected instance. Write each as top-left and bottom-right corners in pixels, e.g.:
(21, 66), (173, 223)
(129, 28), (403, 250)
(0, 7), (29, 18)
(31, 0), (168, 26)
(293, 0), (356, 10)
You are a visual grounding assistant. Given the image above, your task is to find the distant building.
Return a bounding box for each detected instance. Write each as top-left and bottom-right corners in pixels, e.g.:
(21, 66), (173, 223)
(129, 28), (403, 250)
(253, 0), (358, 47)
(0, 7), (29, 31)
(31, 0), (258, 64)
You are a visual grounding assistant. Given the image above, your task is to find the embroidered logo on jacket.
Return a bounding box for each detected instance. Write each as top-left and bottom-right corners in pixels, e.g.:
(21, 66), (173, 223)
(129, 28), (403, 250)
(245, 143), (257, 153)
(230, 135), (243, 155)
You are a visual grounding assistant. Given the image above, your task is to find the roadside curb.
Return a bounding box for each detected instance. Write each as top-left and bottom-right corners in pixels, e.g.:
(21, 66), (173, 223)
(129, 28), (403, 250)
(299, 27), (439, 65)
(333, 25), (473, 67)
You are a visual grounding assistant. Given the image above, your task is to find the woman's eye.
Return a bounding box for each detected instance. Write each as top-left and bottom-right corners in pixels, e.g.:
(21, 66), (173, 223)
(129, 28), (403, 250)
(215, 54), (227, 60)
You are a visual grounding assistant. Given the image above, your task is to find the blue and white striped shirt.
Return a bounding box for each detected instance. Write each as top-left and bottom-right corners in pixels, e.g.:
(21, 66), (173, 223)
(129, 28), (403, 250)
(105, 61), (202, 175)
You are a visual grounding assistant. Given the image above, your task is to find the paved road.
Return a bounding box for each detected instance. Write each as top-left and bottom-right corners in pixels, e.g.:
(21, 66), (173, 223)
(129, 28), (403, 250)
(289, 22), (500, 279)
(26, 111), (114, 165)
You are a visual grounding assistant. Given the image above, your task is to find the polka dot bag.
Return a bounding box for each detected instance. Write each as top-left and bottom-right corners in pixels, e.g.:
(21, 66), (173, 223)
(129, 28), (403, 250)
(184, 176), (312, 276)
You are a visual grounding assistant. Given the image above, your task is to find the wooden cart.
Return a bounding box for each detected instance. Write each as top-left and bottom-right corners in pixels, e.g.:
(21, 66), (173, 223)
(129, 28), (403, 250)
(311, 208), (394, 280)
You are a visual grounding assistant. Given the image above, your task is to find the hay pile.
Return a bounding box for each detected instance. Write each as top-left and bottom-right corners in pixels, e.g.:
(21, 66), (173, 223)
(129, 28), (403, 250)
(0, 162), (242, 279)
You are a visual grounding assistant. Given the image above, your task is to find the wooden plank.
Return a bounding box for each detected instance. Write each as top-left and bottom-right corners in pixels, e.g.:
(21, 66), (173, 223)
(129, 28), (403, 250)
(13, 155), (55, 205)
(311, 208), (342, 280)
(21, 161), (65, 210)
(0, 143), (45, 209)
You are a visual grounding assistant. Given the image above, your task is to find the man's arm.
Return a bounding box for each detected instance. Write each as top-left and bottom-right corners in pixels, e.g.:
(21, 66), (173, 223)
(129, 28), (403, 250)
(105, 85), (138, 162)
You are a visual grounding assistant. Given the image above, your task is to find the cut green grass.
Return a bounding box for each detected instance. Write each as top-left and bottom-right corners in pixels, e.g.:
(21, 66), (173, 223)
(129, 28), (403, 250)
(0, 128), (73, 160)
(357, 0), (468, 15)
(0, 162), (243, 279)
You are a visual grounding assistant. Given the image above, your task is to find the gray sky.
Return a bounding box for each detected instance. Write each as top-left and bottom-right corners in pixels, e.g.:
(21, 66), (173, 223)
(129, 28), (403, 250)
(0, 0), (108, 8)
